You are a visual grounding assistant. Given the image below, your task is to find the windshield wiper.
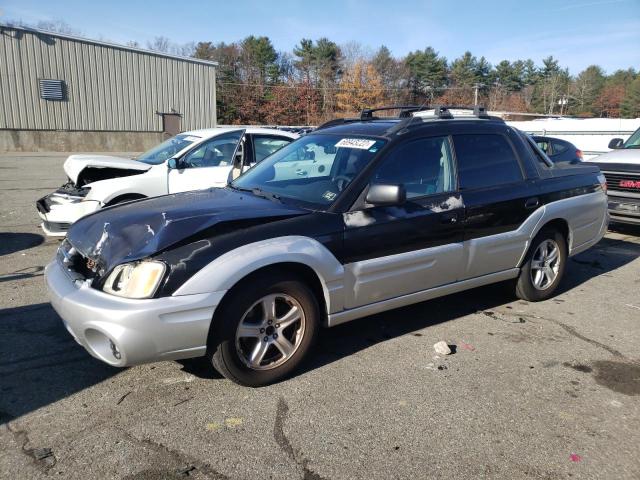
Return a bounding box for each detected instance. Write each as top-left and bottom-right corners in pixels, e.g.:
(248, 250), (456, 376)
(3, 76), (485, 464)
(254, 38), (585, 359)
(227, 184), (251, 192)
(228, 184), (282, 203)
(251, 188), (282, 203)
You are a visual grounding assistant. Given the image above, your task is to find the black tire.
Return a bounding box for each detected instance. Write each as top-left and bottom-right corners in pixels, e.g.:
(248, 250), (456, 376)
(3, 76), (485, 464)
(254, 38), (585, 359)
(515, 227), (567, 302)
(208, 272), (320, 387)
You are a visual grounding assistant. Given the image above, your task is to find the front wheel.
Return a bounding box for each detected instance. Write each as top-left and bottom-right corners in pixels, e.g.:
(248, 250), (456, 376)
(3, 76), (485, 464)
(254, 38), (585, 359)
(515, 228), (567, 302)
(209, 272), (320, 387)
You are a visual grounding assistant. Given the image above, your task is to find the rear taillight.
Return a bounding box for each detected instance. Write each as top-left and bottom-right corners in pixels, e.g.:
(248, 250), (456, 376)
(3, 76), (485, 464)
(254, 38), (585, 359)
(576, 149), (583, 160)
(597, 173), (607, 193)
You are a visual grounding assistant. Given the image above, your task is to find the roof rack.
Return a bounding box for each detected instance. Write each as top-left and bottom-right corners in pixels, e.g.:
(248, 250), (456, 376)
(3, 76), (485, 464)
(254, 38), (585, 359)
(429, 105), (493, 119)
(360, 105), (431, 120)
(316, 104), (501, 132)
(315, 118), (361, 130)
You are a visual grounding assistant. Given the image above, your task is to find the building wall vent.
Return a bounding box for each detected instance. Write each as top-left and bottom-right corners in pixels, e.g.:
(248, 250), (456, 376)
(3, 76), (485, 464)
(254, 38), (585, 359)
(39, 79), (65, 100)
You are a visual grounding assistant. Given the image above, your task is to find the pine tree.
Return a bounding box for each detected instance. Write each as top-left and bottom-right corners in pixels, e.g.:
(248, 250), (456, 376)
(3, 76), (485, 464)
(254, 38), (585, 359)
(621, 78), (640, 118)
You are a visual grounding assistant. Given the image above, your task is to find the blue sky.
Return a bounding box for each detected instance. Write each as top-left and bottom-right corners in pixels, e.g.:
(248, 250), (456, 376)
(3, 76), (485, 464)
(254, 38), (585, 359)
(2, 0), (639, 74)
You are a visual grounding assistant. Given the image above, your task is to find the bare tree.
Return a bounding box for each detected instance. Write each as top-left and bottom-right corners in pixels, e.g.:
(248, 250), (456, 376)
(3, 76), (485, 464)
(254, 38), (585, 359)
(147, 36), (171, 53)
(35, 20), (79, 34)
(340, 41), (373, 71)
(172, 42), (196, 57)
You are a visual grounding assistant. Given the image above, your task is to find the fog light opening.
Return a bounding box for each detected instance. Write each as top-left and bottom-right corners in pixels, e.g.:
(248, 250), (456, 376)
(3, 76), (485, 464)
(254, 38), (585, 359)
(109, 339), (122, 360)
(84, 328), (123, 365)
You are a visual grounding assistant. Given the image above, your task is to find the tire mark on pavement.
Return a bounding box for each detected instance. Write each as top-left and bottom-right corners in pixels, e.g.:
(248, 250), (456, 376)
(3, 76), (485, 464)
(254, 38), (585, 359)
(490, 310), (624, 358)
(117, 427), (230, 479)
(545, 317), (624, 358)
(274, 398), (327, 480)
(4, 415), (57, 472)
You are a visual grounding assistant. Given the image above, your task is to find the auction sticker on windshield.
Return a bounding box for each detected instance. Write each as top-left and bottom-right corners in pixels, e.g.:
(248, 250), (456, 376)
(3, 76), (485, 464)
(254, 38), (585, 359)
(335, 138), (377, 150)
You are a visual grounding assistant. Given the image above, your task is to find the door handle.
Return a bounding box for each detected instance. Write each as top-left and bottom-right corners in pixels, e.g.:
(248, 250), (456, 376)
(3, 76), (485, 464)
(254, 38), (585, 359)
(441, 213), (458, 224)
(525, 197), (540, 209)
(295, 169), (307, 176)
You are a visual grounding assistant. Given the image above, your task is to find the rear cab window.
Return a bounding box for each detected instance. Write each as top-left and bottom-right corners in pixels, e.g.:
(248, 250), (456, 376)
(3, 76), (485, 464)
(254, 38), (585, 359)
(453, 134), (524, 190)
(521, 133), (554, 172)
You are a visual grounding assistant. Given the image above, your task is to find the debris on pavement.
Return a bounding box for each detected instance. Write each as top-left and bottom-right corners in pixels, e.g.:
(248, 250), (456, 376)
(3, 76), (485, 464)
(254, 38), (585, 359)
(176, 465), (197, 476)
(206, 418), (244, 431)
(32, 447), (53, 461)
(116, 391), (132, 405)
(433, 341), (452, 355)
(459, 341), (476, 352)
(206, 422), (222, 431)
(224, 417), (243, 427)
(569, 453), (582, 463)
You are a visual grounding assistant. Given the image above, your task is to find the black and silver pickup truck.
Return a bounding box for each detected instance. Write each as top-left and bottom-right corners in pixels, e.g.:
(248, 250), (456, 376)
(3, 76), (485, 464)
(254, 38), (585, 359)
(587, 126), (640, 225)
(45, 106), (609, 386)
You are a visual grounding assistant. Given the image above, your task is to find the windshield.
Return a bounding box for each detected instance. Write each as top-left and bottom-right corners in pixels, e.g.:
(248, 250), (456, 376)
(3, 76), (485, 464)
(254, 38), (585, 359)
(136, 134), (200, 165)
(623, 128), (640, 149)
(231, 134), (386, 209)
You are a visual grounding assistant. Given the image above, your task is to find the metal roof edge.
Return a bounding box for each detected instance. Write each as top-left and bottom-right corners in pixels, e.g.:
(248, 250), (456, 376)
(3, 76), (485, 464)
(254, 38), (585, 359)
(0, 23), (218, 67)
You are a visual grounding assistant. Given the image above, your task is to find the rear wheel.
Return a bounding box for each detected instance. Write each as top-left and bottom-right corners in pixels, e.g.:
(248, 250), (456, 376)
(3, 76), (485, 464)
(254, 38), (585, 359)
(515, 227), (567, 301)
(209, 272), (320, 387)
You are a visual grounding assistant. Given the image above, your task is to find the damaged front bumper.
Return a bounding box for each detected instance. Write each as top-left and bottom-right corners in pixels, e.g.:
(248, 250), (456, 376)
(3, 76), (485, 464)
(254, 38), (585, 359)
(45, 257), (226, 366)
(36, 190), (100, 236)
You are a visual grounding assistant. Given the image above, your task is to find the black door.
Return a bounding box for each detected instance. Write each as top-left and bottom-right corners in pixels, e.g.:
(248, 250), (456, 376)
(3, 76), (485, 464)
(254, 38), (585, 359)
(341, 135), (465, 309)
(452, 132), (540, 280)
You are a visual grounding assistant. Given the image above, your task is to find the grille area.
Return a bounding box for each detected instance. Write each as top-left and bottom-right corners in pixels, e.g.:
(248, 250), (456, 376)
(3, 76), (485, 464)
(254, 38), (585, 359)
(602, 171), (640, 194)
(44, 221), (71, 233)
(58, 240), (97, 281)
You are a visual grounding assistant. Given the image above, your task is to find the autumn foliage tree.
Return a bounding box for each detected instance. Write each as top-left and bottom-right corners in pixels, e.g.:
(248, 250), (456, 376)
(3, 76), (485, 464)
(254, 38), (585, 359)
(336, 62), (385, 115)
(189, 34), (640, 124)
(596, 84), (626, 117)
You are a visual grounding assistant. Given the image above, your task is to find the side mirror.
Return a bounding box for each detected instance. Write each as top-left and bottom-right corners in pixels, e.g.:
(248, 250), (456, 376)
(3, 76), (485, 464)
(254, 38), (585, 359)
(608, 138), (624, 149)
(365, 184), (406, 207)
(167, 158), (179, 169)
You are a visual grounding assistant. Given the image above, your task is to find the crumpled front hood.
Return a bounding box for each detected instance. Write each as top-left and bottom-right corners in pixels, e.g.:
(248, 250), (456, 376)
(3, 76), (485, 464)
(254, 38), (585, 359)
(587, 148), (640, 165)
(66, 188), (309, 274)
(64, 154), (151, 184)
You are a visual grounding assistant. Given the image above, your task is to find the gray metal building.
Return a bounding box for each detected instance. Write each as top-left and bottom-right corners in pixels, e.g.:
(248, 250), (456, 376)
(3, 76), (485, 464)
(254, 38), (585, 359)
(0, 24), (217, 152)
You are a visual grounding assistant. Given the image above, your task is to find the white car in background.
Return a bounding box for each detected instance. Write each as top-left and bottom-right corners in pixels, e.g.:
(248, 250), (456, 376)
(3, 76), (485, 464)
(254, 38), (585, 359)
(36, 127), (298, 236)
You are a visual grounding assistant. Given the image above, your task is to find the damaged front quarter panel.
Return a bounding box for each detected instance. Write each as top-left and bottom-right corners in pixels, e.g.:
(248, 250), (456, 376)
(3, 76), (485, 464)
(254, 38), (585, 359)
(64, 188), (316, 292)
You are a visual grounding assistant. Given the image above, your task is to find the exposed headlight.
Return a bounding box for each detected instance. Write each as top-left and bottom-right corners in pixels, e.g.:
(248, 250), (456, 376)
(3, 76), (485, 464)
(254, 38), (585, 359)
(79, 187), (92, 200)
(103, 261), (166, 299)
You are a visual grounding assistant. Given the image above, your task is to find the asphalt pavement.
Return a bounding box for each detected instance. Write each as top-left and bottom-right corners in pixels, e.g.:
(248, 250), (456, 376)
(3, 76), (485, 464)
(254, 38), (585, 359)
(1, 153), (639, 479)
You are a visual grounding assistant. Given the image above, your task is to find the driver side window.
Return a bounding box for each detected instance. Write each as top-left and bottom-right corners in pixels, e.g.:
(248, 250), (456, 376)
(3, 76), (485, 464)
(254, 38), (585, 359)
(182, 131), (243, 168)
(372, 136), (456, 199)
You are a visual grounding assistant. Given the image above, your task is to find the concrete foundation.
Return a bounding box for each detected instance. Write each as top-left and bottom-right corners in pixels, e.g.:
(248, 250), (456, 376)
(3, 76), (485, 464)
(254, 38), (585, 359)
(0, 130), (167, 153)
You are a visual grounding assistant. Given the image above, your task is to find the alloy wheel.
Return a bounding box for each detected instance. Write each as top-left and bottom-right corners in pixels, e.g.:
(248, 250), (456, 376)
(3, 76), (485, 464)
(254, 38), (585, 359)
(530, 239), (561, 290)
(235, 293), (306, 370)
